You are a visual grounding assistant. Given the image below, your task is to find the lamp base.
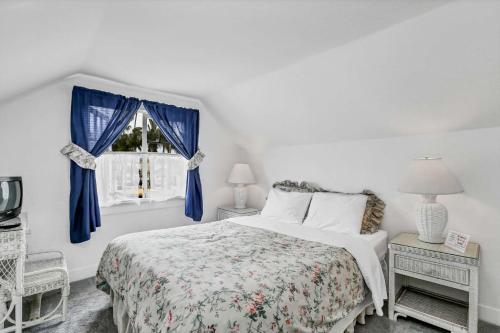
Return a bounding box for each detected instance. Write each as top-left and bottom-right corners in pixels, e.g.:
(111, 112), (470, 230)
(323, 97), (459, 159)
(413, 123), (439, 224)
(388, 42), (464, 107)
(415, 195), (447, 244)
(417, 234), (445, 244)
(233, 184), (248, 209)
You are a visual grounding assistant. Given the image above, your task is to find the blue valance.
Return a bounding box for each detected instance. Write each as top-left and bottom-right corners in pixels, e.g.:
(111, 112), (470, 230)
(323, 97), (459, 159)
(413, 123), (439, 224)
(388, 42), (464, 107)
(64, 86), (203, 243)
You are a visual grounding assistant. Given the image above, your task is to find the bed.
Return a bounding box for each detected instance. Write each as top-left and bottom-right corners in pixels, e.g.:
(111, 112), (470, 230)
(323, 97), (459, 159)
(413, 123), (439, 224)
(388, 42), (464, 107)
(357, 229), (388, 261)
(96, 214), (387, 333)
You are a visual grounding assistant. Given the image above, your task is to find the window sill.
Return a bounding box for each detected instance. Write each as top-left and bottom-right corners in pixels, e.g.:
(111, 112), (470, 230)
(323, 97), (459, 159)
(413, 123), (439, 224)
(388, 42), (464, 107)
(100, 197), (185, 216)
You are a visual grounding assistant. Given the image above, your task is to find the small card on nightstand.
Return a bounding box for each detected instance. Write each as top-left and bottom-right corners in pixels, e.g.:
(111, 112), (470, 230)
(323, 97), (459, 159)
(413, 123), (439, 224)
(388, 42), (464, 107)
(445, 230), (470, 253)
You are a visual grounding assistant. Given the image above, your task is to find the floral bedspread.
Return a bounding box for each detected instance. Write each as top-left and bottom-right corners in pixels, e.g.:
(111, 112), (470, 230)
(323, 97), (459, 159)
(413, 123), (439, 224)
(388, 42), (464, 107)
(96, 221), (366, 333)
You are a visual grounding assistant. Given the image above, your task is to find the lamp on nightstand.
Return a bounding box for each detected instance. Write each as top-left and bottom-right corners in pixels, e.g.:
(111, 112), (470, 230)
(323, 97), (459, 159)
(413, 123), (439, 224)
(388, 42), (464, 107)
(399, 157), (464, 244)
(228, 163), (256, 209)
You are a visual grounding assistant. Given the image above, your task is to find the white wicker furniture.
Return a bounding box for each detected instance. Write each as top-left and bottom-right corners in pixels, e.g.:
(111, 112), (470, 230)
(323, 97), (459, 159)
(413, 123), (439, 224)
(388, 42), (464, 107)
(217, 205), (261, 220)
(389, 232), (480, 333)
(0, 223), (25, 333)
(0, 221), (70, 333)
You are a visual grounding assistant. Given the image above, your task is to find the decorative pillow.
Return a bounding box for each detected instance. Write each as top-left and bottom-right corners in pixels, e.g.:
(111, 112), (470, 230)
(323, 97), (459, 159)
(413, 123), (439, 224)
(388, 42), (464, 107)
(272, 180), (386, 234)
(359, 190), (385, 234)
(261, 188), (313, 224)
(273, 180), (323, 193)
(303, 192), (368, 235)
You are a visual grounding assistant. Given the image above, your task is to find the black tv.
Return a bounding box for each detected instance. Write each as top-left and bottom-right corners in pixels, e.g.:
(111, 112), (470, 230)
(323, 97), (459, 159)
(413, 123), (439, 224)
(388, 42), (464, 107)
(0, 177), (23, 223)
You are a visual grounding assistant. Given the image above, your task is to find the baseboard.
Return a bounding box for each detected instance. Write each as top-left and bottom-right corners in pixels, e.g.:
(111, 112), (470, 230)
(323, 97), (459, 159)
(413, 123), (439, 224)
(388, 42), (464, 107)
(69, 264), (98, 283)
(479, 303), (500, 326)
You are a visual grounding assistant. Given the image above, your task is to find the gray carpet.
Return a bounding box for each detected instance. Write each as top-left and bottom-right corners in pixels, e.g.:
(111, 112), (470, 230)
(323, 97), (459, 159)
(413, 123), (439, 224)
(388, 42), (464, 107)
(17, 278), (499, 333)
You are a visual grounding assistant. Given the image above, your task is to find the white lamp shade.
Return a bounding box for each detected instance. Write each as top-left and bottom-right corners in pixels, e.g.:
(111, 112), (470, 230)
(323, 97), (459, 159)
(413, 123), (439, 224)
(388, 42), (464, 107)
(228, 163), (256, 184)
(399, 157), (464, 195)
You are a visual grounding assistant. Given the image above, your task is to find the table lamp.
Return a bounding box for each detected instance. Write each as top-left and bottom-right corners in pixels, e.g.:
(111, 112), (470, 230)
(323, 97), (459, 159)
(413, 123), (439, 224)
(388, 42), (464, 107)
(228, 163), (256, 209)
(399, 157), (463, 243)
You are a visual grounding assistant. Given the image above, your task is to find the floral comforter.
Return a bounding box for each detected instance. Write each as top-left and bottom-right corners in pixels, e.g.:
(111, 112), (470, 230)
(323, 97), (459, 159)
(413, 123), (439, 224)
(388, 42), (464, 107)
(96, 221), (366, 333)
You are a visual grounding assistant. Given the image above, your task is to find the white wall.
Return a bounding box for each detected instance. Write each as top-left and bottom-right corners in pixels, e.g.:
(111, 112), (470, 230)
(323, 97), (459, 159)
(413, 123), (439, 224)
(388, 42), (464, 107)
(244, 127), (500, 325)
(0, 74), (242, 282)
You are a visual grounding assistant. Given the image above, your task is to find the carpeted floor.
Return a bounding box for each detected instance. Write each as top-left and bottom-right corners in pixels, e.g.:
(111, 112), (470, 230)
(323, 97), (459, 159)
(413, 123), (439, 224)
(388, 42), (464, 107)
(17, 278), (500, 333)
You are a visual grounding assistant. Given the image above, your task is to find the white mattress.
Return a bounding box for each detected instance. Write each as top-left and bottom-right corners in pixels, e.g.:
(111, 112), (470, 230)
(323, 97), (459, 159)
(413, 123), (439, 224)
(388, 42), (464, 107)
(356, 230), (388, 260)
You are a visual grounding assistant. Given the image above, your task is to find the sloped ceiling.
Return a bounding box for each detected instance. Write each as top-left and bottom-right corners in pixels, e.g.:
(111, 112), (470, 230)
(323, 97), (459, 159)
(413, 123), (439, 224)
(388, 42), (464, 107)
(2, 0), (499, 146)
(0, 0), (449, 101)
(206, 0), (500, 146)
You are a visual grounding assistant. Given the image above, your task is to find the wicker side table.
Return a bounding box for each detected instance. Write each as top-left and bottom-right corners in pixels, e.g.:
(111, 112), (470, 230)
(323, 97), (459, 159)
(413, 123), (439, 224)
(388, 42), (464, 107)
(217, 206), (261, 220)
(0, 221), (25, 333)
(388, 233), (480, 333)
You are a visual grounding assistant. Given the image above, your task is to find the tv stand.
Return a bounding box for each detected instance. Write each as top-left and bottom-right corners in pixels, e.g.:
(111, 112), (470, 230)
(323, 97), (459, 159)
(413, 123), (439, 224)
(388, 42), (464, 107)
(0, 218), (24, 333)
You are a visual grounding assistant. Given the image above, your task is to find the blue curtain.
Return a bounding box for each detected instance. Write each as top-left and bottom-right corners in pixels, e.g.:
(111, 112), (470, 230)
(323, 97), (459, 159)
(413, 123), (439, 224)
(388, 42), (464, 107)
(69, 86), (141, 243)
(142, 100), (203, 221)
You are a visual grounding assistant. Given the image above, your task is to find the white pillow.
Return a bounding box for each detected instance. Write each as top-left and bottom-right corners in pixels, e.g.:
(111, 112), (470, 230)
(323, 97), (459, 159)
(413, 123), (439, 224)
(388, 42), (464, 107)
(303, 192), (368, 235)
(261, 188), (313, 224)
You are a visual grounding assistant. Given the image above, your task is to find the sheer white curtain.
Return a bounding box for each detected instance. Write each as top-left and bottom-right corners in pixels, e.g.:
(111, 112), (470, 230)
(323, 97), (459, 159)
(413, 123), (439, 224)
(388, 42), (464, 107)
(96, 154), (141, 207)
(96, 153), (187, 207)
(148, 154), (187, 201)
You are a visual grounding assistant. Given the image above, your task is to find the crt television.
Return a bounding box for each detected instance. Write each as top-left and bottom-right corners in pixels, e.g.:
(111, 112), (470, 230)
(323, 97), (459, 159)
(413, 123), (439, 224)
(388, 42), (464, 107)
(0, 177), (23, 223)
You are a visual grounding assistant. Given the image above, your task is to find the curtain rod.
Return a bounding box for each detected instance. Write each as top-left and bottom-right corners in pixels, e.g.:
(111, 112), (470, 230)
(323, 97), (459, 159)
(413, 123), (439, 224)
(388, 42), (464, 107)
(65, 72), (203, 107)
(0, 71), (204, 108)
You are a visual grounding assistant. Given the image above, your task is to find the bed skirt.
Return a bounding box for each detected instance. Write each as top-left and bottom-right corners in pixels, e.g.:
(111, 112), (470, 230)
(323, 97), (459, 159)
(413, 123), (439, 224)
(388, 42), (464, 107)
(110, 289), (132, 333)
(108, 288), (376, 333)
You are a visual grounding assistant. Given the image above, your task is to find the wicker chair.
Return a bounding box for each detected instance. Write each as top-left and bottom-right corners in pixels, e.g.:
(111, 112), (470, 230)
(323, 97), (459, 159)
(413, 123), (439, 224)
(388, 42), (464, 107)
(1, 230), (69, 333)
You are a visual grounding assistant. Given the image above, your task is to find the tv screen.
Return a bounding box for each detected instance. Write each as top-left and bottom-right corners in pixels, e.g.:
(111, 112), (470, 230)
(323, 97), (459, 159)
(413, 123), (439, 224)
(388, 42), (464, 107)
(0, 177), (23, 222)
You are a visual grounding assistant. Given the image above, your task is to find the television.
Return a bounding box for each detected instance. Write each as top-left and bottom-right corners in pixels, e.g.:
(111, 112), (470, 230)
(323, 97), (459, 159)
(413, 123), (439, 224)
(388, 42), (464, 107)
(0, 177), (23, 223)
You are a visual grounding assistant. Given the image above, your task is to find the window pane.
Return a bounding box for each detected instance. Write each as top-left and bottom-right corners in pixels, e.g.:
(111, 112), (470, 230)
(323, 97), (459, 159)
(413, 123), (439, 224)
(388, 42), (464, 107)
(111, 113), (143, 152)
(88, 106), (114, 152)
(147, 118), (174, 153)
(97, 111), (187, 207)
(96, 154), (142, 206)
(148, 154), (187, 201)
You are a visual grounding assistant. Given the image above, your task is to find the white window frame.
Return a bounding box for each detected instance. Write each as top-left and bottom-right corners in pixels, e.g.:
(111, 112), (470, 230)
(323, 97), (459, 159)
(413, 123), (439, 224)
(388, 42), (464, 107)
(98, 109), (187, 215)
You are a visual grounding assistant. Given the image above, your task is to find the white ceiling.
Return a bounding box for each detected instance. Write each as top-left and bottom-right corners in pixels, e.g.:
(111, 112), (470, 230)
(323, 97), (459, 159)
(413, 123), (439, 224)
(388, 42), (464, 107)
(206, 0), (500, 145)
(1, 0), (449, 102)
(2, 1), (499, 146)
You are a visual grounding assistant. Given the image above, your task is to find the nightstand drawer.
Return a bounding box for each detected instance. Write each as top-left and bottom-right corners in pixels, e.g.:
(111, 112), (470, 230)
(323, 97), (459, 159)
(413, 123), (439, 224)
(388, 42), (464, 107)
(217, 208), (260, 221)
(395, 254), (469, 285)
(218, 211), (240, 220)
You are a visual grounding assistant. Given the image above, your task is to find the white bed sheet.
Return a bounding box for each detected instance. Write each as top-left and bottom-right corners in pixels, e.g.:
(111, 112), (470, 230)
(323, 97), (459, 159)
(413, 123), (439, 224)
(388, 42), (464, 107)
(356, 229), (388, 260)
(228, 215), (388, 316)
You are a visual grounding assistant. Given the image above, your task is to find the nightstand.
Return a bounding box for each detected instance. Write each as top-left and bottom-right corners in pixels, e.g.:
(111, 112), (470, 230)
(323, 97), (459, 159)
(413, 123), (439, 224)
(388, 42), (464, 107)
(217, 206), (261, 220)
(389, 233), (480, 333)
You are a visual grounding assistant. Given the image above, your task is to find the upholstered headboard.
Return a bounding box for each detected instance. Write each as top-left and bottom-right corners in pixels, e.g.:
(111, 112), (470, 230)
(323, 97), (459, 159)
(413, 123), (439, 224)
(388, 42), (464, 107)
(271, 180), (385, 234)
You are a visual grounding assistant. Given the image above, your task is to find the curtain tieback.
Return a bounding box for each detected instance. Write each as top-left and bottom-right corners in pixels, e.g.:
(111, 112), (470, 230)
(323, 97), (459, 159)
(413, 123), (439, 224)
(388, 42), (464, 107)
(187, 150), (205, 170)
(60, 143), (97, 170)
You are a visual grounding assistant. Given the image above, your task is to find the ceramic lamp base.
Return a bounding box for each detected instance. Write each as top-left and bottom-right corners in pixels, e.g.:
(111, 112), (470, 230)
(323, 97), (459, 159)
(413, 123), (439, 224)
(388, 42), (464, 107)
(233, 184), (248, 209)
(415, 195), (447, 244)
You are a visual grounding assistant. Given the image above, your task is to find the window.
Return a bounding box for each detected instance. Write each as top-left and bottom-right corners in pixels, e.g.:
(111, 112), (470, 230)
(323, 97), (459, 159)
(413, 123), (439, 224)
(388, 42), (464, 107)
(95, 109), (187, 207)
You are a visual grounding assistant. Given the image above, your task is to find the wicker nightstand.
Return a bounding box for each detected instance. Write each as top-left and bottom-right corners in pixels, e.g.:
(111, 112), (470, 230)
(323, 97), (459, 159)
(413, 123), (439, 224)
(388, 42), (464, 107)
(388, 232), (480, 333)
(217, 206), (261, 221)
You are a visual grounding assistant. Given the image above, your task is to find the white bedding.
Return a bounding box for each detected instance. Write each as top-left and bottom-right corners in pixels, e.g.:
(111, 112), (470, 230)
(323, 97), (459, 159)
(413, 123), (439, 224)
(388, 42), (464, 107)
(356, 229), (388, 260)
(229, 215), (388, 316)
